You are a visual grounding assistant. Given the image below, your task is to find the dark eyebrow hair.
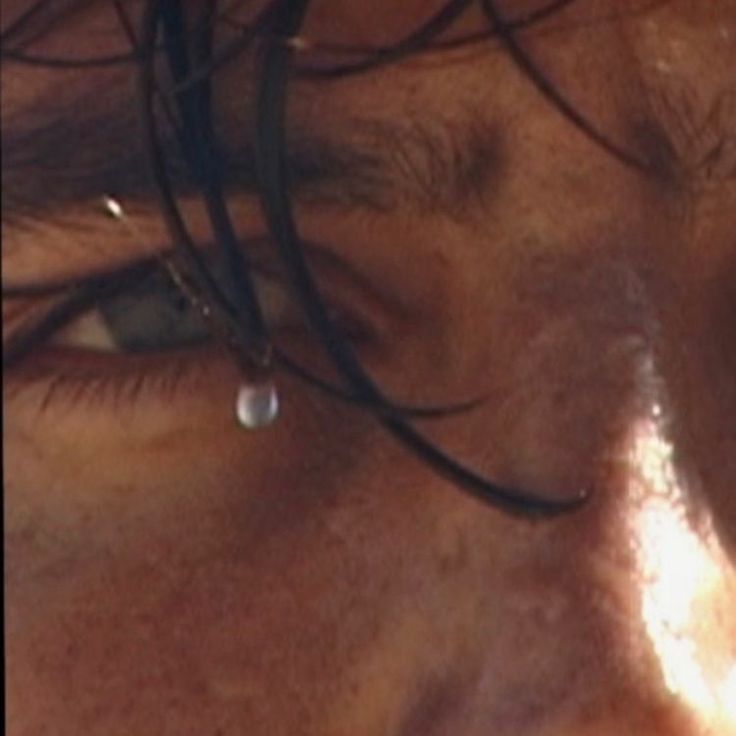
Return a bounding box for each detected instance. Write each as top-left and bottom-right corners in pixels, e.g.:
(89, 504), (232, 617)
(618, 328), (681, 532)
(1, 84), (504, 223)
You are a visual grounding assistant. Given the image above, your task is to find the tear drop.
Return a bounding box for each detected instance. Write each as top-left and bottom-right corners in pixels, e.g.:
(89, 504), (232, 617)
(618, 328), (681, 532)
(235, 382), (279, 429)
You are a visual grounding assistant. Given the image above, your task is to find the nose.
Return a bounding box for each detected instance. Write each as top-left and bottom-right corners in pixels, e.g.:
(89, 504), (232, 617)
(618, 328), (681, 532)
(540, 388), (736, 735)
(610, 405), (735, 733)
(561, 245), (736, 735)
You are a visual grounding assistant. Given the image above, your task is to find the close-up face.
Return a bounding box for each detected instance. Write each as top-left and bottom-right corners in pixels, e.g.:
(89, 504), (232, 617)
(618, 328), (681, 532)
(3, 1), (736, 734)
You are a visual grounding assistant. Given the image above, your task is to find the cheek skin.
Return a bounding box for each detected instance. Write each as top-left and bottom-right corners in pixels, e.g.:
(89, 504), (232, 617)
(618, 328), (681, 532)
(5, 398), (511, 735)
(3, 362), (375, 583)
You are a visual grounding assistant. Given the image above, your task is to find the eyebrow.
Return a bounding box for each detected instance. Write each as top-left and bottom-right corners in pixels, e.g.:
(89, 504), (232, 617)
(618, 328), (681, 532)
(1, 85), (504, 224)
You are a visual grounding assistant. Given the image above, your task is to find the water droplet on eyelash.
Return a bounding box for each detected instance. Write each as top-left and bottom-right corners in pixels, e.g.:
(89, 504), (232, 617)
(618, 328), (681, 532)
(235, 381), (279, 429)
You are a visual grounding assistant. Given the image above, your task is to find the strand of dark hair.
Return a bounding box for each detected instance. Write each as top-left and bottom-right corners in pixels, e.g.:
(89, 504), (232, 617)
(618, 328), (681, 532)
(134, 1), (478, 417)
(479, 0), (649, 171)
(252, 0), (584, 516)
(2, 0), (592, 514)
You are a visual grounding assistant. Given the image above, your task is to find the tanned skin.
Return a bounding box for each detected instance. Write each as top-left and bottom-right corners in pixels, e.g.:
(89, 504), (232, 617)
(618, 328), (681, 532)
(4, 1), (736, 733)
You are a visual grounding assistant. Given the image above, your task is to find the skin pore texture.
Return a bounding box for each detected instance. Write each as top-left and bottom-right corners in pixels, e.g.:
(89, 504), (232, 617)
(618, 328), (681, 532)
(3, 1), (736, 734)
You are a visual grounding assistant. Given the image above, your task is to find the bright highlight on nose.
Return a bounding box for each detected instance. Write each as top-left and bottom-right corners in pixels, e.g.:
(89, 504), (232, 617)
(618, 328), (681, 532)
(626, 401), (736, 731)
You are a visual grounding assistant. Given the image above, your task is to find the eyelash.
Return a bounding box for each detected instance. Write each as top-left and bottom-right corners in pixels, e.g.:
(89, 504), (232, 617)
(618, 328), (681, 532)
(4, 242), (386, 422)
(4, 260), (162, 364)
(21, 345), (216, 412)
(3, 259), (229, 412)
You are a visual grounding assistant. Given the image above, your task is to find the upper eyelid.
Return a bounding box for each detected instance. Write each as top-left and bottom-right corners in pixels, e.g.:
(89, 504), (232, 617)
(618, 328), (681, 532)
(1, 192), (272, 290)
(2, 251), (164, 297)
(1, 199), (195, 289)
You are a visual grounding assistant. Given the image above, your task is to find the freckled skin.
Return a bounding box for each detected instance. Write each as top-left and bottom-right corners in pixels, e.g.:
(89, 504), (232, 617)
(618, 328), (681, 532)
(3, 1), (736, 734)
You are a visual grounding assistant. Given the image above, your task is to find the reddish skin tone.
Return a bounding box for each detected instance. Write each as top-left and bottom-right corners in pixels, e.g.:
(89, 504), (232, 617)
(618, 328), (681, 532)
(4, 1), (736, 734)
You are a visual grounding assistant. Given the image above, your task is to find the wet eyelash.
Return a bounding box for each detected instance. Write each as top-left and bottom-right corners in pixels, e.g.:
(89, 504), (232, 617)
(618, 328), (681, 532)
(26, 349), (205, 413)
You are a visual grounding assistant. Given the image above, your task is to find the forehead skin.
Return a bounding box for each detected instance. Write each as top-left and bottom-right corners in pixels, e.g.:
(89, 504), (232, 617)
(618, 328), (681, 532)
(4, 1), (736, 735)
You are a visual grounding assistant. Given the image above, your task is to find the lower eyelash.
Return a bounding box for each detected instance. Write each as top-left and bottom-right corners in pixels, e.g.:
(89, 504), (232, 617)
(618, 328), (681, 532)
(4, 345), (223, 416)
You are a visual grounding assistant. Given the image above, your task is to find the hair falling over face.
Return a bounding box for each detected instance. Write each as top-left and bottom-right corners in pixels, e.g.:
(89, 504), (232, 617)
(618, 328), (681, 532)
(1, 0), (615, 516)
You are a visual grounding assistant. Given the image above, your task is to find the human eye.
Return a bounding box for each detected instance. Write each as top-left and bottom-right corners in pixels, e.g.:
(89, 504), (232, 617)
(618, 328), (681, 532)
(53, 264), (218, 354)
(3, 218), (390, 434)
(49, 254), (296, 356)
(2, 246), (297, 421)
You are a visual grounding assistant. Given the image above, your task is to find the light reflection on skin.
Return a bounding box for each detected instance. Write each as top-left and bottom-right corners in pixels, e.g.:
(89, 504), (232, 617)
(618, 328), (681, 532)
(625, 367), (736, 731)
